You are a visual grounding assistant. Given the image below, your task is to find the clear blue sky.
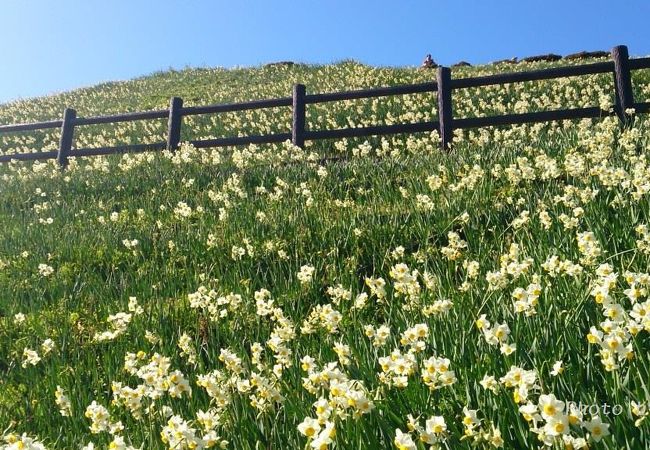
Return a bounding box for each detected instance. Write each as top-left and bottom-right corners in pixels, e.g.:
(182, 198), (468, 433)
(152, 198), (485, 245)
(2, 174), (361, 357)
(1, 0), (649, 103)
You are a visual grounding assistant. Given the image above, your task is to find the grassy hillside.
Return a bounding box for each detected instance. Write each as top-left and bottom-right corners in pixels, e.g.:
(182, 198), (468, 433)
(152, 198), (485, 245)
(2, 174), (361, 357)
(1, 58), (650, 449)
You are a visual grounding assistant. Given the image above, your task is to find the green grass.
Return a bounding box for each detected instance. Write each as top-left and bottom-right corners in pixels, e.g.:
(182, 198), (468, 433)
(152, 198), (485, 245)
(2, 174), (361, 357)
(0, 58), (650, 449)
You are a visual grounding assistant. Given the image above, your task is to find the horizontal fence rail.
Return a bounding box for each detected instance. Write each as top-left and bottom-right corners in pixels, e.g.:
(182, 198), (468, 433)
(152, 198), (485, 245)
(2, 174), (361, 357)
(0, 45), (649, 166)
(635, 102), (650, 114)
(0, 120), (63, 133)
(304, 122), (440, 141)
(453, 107), (616, 130)
(0, 151), (58, 163)
(450, 61), (615, 89)
(304, 81), (438, 104)
(74, 143), (167, 158)
(74, 110), (169, 126)
(191, 133), (293, 149)
(181, 97), (293, 116)
(629, 57), (650, 70)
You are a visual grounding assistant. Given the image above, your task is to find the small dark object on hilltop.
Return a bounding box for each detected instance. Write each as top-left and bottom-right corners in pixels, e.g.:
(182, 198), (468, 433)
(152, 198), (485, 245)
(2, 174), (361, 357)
(264, 61), (295, 68)
(421, 54), (438, 68)
(452, 61), (472, 67)
(564, 50), (610, 60)
(492, 57), (518, 65)
(521, 54), (562, 63)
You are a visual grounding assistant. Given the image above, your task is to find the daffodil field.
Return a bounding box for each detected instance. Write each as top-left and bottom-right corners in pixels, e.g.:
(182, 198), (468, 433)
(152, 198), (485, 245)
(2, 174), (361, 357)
(1, 58), (650, 449)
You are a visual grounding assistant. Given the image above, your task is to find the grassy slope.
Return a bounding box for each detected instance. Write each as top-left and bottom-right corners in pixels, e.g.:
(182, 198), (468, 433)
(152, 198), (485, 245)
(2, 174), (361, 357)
(0, 59), (649, 449)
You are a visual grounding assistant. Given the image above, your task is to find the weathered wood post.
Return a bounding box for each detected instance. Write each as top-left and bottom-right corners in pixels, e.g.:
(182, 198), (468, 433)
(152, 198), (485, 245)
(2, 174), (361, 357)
(292, 84), (306, 148)
(612, 45), (634, 124)
(166, 97), (183, 152)
(57, 108), (76, 168)
(437, 67), (453, 150)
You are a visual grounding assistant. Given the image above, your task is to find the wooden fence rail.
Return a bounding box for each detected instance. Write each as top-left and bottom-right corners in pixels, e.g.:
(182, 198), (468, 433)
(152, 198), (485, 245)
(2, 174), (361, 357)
(1, 45), (650, 166)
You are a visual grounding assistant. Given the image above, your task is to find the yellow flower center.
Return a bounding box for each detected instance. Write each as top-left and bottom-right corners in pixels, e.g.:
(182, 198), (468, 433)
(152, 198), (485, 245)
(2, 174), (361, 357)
(544, 405), (556, 416)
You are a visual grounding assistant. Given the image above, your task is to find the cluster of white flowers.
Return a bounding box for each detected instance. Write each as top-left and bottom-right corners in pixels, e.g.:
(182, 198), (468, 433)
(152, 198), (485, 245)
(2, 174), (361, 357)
(297, 264), (315, 285)
(485, 243), (533, 291)
(93, 312), (133, 342)
(476, 314), (516, 355)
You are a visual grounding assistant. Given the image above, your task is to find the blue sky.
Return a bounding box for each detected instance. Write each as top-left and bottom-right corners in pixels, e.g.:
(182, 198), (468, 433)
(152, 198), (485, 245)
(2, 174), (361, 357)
(1, 0), (649, 103)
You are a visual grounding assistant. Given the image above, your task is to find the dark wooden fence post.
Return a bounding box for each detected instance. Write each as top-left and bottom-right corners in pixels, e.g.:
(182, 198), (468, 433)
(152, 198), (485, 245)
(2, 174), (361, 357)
(612, 45), (634, 124)
(292, 84), (306, 148)
(167, 97), (183, 152)
(437, 67), (453, 150)
(57, 108), (76, 168)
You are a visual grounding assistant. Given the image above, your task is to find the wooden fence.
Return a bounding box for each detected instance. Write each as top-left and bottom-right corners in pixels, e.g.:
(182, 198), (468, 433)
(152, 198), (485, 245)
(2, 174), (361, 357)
(1, 45), (649, 167)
